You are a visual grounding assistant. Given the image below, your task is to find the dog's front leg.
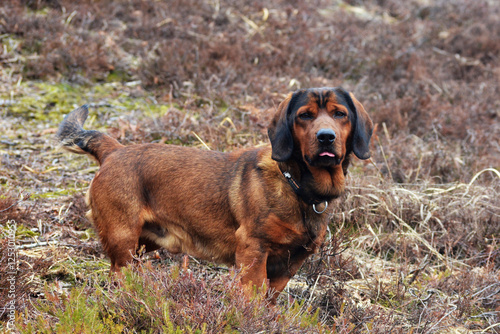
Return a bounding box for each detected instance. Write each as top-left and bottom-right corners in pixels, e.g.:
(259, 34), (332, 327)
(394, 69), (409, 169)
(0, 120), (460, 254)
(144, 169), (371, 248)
(235, 228), (268, 290)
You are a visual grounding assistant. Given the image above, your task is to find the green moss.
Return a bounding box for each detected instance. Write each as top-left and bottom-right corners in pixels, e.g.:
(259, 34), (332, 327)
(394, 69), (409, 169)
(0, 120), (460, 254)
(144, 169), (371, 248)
(33, 188), (81, 199)
(5, 82), (84, 122)
(0, 35), (23, 53)
(78, 228), (95, 241)
(16, 224), (40, 238)
(1, 81), (189, 133)
(105, 70), (132, 83)
(43, 258), (110, 284)
(0, 223), (39, 238)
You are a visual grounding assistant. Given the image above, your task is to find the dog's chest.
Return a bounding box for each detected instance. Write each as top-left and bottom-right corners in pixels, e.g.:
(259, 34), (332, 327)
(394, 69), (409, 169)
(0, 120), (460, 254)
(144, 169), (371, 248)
(266, 209), (328, 253)
(265, 210), (328, 277)
(299, 210), (328, 249)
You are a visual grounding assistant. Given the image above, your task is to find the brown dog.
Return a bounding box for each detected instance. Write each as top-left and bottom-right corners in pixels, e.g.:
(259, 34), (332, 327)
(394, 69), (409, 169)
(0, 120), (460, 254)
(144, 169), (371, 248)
(57, 87), (373, 302)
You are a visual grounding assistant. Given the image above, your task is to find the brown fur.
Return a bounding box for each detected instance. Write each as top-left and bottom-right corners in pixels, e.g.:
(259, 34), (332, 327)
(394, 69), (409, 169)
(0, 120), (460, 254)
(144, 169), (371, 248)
(57, 87), (373, 303)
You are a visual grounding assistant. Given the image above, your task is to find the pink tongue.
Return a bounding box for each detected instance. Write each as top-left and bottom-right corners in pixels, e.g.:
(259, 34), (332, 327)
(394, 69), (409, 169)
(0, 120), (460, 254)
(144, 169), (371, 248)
(319, 152), (335, 157)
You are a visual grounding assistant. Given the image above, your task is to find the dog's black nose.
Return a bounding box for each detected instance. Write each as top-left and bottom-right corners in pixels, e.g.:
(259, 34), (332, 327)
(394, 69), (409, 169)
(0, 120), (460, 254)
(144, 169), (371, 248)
(317, 129), (336, 144)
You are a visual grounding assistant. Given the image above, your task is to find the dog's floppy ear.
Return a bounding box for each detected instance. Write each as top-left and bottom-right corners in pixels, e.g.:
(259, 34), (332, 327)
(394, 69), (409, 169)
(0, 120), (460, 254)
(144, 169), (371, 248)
(268, 93), (294, 162)
(340, 89), (373, 160)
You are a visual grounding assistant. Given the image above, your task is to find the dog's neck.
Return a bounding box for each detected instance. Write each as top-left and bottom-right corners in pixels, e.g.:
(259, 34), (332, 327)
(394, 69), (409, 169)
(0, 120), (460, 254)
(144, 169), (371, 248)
(278, 158), (346, 205)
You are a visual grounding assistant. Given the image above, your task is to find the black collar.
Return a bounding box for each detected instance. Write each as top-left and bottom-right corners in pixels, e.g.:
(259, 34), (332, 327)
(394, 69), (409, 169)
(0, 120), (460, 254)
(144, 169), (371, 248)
(282, 171), (301, 195)
(281, 170), (329, 213)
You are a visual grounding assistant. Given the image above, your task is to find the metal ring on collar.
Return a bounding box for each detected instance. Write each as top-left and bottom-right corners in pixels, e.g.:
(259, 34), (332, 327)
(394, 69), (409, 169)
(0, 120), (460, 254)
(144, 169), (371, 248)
(312, 201), (328, 214)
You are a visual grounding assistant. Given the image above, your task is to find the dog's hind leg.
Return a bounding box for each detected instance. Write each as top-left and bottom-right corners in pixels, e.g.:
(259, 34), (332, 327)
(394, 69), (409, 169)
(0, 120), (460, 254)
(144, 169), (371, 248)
(90, 207), (143, 273)
(104, 229), (141, 273)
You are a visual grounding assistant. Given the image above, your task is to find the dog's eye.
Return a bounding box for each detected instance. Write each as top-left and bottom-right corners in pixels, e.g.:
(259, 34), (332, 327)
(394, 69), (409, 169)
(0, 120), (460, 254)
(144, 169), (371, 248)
(299, 112), (313, 120)
(334, 111), (346, 118)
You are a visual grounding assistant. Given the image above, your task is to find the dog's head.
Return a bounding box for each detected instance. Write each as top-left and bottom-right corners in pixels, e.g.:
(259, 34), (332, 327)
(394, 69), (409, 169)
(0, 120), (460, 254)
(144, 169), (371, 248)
(268, 87), (373, 167)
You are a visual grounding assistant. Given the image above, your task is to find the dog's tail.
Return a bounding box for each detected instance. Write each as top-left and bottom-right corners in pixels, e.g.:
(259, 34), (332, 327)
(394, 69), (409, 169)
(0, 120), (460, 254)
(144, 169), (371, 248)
(57, 105), (123, 164)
